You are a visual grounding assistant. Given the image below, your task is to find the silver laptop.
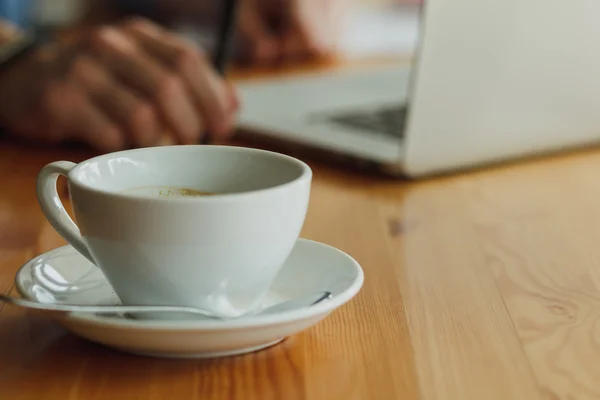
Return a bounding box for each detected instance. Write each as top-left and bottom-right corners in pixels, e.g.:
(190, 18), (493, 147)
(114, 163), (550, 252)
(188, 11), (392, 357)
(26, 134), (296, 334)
(234, 0), (600, 178)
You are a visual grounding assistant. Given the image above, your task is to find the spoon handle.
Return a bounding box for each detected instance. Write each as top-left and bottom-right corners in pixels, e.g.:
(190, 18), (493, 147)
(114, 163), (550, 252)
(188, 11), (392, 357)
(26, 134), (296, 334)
(0, 291), (332, 319)
(0, 294), (216, 317)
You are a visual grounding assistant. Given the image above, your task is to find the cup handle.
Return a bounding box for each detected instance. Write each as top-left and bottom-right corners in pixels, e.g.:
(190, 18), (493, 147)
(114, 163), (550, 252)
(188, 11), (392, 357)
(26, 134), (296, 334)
(36, 161), (95, 265)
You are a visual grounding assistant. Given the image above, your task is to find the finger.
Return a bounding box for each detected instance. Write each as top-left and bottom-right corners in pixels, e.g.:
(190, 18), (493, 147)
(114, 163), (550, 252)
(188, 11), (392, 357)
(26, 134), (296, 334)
(122, 19), (236, 137)
(212, 81), (239, 140)
(69, 55), (161, 147)
(40, 81), (124, 151)
(67, 95), (125, 152)
(89, 26), (201, 144)
(226, 81), (240, 113)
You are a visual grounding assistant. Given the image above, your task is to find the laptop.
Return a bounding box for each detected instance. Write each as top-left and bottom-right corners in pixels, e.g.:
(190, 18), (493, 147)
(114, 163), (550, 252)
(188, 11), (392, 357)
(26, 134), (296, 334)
(233, 0), (600, 178)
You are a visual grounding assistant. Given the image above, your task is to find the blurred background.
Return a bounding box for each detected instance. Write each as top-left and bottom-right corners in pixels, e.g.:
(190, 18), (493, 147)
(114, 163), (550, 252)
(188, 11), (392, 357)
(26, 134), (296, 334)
(0, 0), (421, 64)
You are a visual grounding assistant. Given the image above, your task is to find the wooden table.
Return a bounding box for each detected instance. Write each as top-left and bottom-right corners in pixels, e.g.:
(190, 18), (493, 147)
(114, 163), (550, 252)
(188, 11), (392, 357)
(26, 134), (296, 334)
(2, 60), (600, 400)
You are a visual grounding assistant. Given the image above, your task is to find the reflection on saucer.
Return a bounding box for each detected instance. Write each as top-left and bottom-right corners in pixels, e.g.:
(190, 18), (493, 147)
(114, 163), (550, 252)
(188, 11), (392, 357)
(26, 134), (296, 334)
(15, 239), (364, 359)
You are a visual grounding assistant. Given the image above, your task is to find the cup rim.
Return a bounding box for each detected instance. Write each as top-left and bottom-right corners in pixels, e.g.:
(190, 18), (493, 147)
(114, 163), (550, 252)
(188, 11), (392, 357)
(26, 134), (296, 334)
(67, 145), (312, 203)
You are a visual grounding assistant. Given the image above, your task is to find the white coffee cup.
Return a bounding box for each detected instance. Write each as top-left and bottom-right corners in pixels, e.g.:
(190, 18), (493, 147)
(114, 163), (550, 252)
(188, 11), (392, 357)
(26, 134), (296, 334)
(36, 145), (312, 318)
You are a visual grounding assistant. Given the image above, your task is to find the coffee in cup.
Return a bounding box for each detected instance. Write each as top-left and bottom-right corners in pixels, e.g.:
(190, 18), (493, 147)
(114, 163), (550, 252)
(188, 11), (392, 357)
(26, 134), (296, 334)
(123, 186), (217, 198)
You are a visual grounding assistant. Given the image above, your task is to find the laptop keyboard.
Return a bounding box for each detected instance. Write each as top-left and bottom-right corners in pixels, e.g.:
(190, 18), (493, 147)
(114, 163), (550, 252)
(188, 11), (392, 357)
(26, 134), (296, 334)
(321, 104), (407, 139)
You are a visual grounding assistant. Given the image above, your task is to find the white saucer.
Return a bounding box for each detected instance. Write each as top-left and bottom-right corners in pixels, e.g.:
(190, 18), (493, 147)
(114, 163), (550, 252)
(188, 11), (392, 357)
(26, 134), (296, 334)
(14, 238), (363, 358)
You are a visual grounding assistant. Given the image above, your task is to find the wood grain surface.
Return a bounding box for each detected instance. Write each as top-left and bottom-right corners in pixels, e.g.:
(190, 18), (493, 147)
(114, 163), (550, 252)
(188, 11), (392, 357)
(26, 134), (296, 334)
(3, 126), (600, 399)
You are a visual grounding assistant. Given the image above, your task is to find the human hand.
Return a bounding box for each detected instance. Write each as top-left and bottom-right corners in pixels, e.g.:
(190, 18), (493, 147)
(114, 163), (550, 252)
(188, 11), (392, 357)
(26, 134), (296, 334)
(237, 0), (348, 64)
(0, 18), (239, 152)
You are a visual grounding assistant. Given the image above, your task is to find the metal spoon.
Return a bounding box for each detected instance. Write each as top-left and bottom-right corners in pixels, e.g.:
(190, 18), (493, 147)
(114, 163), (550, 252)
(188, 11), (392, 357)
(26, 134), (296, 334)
(0, 291), (333, 320)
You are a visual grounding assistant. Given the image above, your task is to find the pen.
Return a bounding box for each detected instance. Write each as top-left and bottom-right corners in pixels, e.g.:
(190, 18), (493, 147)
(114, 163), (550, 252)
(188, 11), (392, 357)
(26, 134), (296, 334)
(201, 0), (239, 144)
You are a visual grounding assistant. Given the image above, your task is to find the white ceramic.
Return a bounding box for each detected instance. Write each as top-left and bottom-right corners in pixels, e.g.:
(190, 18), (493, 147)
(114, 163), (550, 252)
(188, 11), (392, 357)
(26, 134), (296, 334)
(15, 239), (364, 358)
(36, 145), (312, 318)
